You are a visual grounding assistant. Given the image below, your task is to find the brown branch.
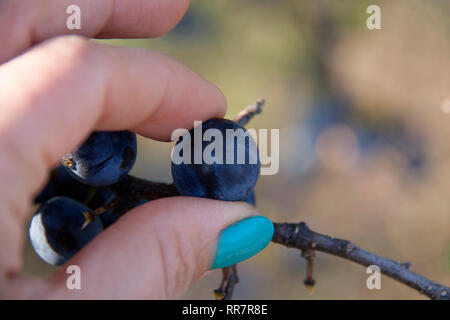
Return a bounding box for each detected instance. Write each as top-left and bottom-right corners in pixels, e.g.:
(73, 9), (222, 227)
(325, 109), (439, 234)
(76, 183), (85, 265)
(272, 222), (450, 300)
(112, 175), (179, 201)
(82, 175), (180, 228)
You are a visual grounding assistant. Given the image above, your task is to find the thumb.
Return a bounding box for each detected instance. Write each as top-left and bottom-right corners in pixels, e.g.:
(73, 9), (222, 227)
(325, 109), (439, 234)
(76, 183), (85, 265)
(22, 197), (273, 299)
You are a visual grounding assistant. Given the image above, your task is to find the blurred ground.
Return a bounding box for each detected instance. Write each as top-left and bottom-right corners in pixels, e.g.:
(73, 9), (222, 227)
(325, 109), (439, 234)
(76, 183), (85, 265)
(23, 0), (450, 299)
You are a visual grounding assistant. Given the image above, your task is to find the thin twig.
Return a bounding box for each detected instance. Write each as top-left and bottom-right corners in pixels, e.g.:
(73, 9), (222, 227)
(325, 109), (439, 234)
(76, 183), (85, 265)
(214, 265), (239, 300)
(302, 249), (316, 295)
(272, 222), (450, 300)
(234, 99), (265, 127)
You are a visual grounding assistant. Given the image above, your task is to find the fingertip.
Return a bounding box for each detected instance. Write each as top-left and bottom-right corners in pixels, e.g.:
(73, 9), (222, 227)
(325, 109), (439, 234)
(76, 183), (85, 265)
(213, 83), (228, 118)
(99, 0), (191, 38)
(209, 216), (274, 270)
(160, 0), (191, 37)
(131, 61), (228, 141)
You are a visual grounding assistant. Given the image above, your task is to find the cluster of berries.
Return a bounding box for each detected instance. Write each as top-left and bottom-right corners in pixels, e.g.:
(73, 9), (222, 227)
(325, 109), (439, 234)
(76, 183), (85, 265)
(30, 118), (260, 266)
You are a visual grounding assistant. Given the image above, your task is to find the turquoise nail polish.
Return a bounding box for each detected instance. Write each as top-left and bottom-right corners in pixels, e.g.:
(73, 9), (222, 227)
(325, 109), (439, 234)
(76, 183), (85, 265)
(211, 216), (274, 269)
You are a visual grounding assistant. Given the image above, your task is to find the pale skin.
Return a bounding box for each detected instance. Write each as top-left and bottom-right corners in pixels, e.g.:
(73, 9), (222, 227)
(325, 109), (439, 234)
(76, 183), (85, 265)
(0, 0), (258, 299)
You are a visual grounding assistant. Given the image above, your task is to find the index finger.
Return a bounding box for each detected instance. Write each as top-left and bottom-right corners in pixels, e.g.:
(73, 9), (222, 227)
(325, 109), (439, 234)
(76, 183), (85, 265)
(0, 36), (226, 280)
(0, 0), (190, 62)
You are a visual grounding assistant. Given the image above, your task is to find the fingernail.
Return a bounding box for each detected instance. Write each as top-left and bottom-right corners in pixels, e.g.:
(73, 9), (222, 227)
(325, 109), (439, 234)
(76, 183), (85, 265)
(210, 216), (274, 270)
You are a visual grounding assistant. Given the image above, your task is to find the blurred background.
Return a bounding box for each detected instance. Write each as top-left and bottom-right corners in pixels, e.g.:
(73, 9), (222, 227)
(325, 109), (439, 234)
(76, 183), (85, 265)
(24, 0), (450, 299)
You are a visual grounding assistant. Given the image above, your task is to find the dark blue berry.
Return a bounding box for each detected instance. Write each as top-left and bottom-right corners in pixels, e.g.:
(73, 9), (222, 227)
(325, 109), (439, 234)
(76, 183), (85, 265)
(34, 165), (95, 204)
(29, 197), (103, 266)
(62, 131), (137, 186)
(171, 118), (260, 201)
(98, 210), (121, 229)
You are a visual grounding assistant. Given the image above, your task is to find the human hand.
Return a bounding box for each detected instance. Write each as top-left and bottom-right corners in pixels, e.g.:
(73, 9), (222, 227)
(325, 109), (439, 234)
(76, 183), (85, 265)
(0, 0), (273, 299)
